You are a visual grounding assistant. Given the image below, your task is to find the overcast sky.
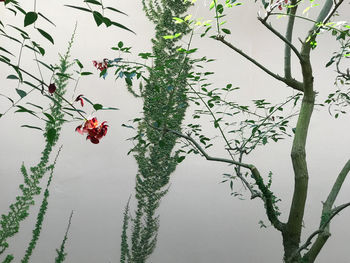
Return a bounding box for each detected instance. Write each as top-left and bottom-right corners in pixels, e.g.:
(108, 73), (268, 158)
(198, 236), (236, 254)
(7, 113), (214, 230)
(1, 0), (350, 262)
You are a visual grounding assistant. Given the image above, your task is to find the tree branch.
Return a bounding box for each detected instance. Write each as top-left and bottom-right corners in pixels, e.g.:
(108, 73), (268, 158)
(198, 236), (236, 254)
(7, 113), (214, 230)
(301, 159), (350, 262)
(157, 126), (284, 231)
(257, 16), (302, 63)
(215, 35), (303, 92)
(283, 0), (298, 80)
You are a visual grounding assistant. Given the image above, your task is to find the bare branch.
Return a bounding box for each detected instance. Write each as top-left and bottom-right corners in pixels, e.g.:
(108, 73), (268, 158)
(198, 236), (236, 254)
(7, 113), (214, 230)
(257, 17), (302, 62)
(284, 0), (299, 79)
(215, 35), (303, 92)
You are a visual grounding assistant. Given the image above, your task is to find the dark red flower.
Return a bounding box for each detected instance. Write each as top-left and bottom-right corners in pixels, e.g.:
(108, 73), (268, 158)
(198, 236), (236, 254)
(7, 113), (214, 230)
(75, 94), (84, 107)
(75, 118), (108, 144)
(92, 59), (108, 72)
(48, 83), (56, 94)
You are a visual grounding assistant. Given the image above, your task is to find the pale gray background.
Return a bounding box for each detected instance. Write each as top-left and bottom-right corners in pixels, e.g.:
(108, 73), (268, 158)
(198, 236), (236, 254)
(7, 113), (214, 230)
(0, 1), (349, 262)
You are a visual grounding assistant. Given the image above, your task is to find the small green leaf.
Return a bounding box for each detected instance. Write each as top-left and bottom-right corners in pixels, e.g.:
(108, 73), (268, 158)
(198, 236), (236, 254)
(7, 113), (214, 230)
(43, 113), (55, 123)
(64, 5), (92, 13)
(81, 71), (93, 76)
(118, 41), (124, 48)
(37, 28), (54, 44)
(101, 107), (119, 110)
(222, 28), (231, 34)
(110, 21), (135, 34)
(93, 103), (103, 110)
(173, 17), (184, 23)
(34, 59), (54, 71)
(93, 11), (104, 26)
(75, 59), (84, 69)
(102, 16), (112, 27)
(217, 4), (224, 14)
(84, 0), (102, 5)
(105, 6), (127, 16)
(7, 74), (18, 80)
(26, 102), (43, 110)
(177, 156), (186, 163)
(21, 125), (43, 131)
(16, 89), (27, 98)
(0, 46), (14, 56)
(24, 12), (38, 27)
(125, 77), (132, 86)
(38, 12), (56, 26)
(121, 123), (134, 129)
(210, 0), (216, 10)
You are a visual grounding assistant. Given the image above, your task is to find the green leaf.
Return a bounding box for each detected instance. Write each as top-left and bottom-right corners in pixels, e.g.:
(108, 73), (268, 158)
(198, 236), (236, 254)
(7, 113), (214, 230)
(38, 12), (56, 26)
(101, 106), (119, 110)
(173, 17), (184, 23)
(37, 28), (54, 44)
(177, 156), (186, 163)
(262, 137), (267, 145)
(64, 5), (92, 13)
(222, 28), (231, 34)
(7, 74), (18, 80)
(26, 102), (43, 110)
(75, 59), (84, 69)
(0, 93), (14, 104)
(81, 71), (93, 76)
(105, 6), (127, 16)
(15, 105), (37, 117)
(11, 65), (23, 82)
(210, 0), (216, 10)
(16, 89), (27, 98)
(102, 16), (112, 27)
(21, 125), (43, 131)
(14, 5), (26, 15)
(46, 128), (56, 145)
(93, 103), (103, 110)
(8, 25), (29, 38)
(32, 41), (45, 56)
(24, 12), (38, 27)
(34, 59), (53, 71)
(84, 0), (102, 5)
(62, 107), (86, 114)
(217, 4), (224, 14)
(43, 113), (55, 123)
(118, 41), (124, 48)
(1, 33), (22, 44)
(93, 11), (104, 26)
(125, 77), (132, 86)
(121, 123), (134, 129)
(110, 21), (135, 34)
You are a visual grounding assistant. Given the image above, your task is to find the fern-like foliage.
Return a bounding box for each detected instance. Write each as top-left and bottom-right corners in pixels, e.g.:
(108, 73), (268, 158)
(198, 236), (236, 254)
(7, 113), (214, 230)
(55, 211), (73, 263)
(121, 1), (192, 262)
(1, 255), (14, 263)
(0, 27), (76, 257)
(21, 146), (63, 263)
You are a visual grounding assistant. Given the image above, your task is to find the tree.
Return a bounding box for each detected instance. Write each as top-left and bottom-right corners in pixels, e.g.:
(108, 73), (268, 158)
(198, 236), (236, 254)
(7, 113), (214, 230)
(145, 0), (349, 262)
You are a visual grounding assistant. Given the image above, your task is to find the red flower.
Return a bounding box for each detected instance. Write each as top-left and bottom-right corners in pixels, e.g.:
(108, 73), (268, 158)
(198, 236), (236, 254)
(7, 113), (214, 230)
(75, 94), (84, 107)
(48, 83), (56, 94)
(75, 118), (108, 144)
(92, 59), (108, 72)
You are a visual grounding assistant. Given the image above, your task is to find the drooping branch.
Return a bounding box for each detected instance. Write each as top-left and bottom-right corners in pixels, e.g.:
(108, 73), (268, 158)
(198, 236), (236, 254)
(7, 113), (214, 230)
(159, 126), (285, 231)
(215, 35), (303, 92)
